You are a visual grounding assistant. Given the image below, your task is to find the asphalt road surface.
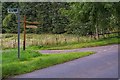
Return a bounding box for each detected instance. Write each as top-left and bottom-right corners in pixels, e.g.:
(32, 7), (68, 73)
(13, 44), (118, 78)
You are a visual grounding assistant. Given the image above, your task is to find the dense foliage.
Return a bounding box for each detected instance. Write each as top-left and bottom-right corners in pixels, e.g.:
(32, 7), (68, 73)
(2, 2), (120, 39)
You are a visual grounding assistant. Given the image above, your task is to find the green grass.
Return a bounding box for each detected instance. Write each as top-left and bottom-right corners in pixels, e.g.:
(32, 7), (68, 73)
(27, 37), (119, 50)
(2, 50), (94, 78)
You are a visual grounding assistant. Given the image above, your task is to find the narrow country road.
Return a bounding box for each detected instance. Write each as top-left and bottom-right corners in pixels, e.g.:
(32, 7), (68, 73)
(13, 44), (119, 78)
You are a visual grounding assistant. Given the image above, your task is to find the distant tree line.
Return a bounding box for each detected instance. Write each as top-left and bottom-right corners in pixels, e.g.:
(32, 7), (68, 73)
(2, 2), (120, 39)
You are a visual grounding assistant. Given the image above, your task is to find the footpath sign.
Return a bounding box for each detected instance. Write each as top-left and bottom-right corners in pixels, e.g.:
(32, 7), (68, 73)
(8, 8), (20, 59)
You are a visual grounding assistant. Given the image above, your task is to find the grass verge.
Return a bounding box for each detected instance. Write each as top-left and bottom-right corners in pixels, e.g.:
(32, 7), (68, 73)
(28, 37), (119, 50)
(2, 50), (94, 78)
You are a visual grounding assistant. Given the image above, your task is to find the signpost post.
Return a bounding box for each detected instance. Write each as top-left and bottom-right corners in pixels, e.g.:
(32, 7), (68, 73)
(8, 8), (20, 59)
(23, 15), (26, 50)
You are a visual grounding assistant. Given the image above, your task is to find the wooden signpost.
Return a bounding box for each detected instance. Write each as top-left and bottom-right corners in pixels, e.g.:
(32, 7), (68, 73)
(19, 15), (40, 50)
(23, 15), (26, 50)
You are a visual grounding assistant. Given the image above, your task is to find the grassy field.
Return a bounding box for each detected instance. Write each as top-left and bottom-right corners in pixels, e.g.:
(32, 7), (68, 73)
(43, 37), (119, 50)
(1, 33), (92, 49)
(24, 36), (119, 51)
(2, 50), (94, 78)
(1, 33), (119, 49)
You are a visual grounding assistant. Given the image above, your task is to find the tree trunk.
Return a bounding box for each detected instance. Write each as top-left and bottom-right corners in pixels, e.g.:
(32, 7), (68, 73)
(95, 24), (99, 40)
